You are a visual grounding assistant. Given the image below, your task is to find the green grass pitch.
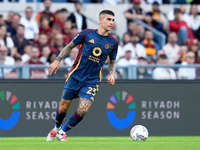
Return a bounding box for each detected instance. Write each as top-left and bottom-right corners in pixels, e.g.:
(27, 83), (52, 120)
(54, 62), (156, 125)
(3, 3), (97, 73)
(1, 136), (200, 150)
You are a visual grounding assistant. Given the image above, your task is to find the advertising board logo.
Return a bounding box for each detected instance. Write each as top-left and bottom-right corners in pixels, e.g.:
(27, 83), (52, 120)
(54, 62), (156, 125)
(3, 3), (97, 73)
(107, 91), (136, 129)
(0, 91), (20, 130)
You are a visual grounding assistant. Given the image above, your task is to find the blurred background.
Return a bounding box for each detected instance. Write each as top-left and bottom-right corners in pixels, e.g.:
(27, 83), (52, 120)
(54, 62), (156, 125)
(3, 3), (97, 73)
(0, 0), (200, 80)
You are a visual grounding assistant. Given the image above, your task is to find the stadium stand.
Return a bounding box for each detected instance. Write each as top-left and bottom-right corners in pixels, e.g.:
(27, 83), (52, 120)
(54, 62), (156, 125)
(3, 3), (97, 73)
(0, 0), (200, 79)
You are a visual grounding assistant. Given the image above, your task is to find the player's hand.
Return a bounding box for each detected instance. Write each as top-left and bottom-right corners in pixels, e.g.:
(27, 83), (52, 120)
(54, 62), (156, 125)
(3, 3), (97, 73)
(47, 60), (60, 75)
(107, 74), (115, 86)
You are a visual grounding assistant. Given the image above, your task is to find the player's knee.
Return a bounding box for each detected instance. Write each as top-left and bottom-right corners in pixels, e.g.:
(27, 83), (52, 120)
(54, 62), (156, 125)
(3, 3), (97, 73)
(59, 99), (72, 113)
(59, 106), (68, 113)
(77, 98), (92, 116)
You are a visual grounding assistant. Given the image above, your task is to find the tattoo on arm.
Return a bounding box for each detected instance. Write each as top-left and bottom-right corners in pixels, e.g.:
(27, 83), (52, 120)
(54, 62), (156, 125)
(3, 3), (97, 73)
(77, 98), (92, 116)
(109, 60), (116, 76)
(56, 41), (76, 62)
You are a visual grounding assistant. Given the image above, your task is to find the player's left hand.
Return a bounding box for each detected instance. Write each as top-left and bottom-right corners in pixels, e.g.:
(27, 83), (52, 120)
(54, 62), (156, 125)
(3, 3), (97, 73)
(47, 60), (60, 75)
(107, 74), (115, 86)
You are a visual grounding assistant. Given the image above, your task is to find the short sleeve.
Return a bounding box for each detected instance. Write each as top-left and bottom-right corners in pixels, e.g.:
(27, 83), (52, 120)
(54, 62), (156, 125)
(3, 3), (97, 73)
(72, 30), (87, 46)
(109, 43), (118, 61)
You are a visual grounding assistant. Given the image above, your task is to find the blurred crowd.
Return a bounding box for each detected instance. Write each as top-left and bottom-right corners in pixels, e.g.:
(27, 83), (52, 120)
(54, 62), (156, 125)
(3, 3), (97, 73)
(0, 0), (200, 79)
(0, 0), (199, 4)
(116, 0), (200, 80)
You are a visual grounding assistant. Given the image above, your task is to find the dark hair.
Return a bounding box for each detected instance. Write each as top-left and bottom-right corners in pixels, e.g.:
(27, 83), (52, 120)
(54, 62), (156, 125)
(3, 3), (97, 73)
(0, 24), (7, 29)
(26, 6), (32, 11)
(31, 46), (39, 50)
(187, 50), (195, 54)
(99, 10), (115, 17)
(138, 57), (146, 61)
(41, 45), (50, 52)
(14, 57), (22, 62)
(39, 33), (48, 37)
(14, 13), (21, 18)
(75, 1), (82, 5)
(55, 9), (61, 14)
(60, 8), (68, 13)
(52, 23), (61, 30)
(152, 1), (159, 5)
(0, 14), (3, 18)
(17, 24), (25, 29)
(71, 25), (78, 29)
(189, 4), (199, 15)
(24, 43), (33, 47)
(47, 51), (58, 63)
(132, 34), (139, 38)
(44, 0), (51, 2)
(65, 19), (72, 24)
(159, 54), (168, 59)
(8, 11), (14, 14)
(174, 8), (181, 14)
(40, 14), (49, 23)
(123, 32), (131, 36)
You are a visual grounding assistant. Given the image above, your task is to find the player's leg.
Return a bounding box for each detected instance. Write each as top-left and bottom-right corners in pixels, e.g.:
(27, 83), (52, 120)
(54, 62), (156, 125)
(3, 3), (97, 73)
(46, 98), (72, 141)
(55, 81), (97, 141)
(58, 83), (98, 133)
(57, 97), (92, 141)
(46, 82), (79, 141)
(55, 98), (72, 128)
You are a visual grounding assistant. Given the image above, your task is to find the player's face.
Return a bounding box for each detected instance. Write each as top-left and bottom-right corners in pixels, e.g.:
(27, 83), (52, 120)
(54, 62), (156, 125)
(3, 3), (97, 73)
(100, 14), (115, 31)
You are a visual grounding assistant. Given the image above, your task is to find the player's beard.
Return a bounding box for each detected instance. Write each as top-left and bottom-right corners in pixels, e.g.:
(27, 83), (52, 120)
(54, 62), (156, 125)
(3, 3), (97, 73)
(106, 27), (112, 32)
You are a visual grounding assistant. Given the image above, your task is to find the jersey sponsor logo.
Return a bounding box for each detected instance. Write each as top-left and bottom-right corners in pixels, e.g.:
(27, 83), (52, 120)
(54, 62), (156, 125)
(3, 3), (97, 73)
(89, 55), (100, 63)
(93, 47), (102, 57)
(89, 47), (102, 63)
(105, 44), (110, 49)
(89, 39), (94, 43)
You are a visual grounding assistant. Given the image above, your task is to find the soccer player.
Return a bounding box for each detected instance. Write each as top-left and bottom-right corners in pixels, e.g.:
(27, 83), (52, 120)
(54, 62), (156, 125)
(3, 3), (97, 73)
(46, 10), (118, 141)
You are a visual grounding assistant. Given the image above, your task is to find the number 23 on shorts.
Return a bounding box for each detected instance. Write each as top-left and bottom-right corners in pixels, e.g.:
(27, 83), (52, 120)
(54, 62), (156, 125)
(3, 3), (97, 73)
(87, 87), (97, 96)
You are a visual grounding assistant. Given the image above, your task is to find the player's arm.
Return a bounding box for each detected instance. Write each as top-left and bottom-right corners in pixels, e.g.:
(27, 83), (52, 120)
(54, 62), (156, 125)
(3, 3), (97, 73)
(47, 41), (76, 75)
(107, 60), (116, 86)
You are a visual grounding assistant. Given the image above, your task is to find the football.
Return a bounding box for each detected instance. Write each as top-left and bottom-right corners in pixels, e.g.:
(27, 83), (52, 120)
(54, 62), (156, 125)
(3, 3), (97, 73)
(130, 125), (148, 141)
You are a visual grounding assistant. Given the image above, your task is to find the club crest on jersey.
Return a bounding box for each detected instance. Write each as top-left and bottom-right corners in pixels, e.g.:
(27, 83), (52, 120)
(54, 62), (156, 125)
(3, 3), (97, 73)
(105, 44), (110, 49)
(93, 47), (102, 57)
(89, 39), (94, 43)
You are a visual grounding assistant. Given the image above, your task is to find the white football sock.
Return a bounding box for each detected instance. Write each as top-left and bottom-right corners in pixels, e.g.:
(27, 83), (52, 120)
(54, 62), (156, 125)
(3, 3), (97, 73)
(58, 129), (66, 134)
(54, 126), (61, 132)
